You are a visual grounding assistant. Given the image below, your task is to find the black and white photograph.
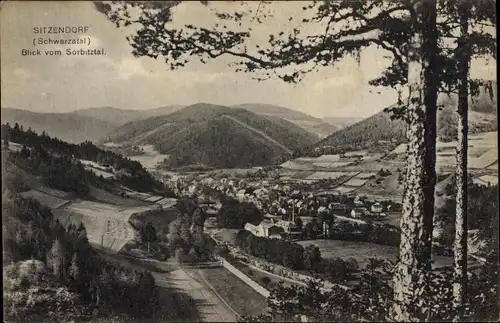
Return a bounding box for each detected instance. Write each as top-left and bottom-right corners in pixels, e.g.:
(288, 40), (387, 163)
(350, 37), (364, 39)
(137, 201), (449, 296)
(1, 1), (498, 322)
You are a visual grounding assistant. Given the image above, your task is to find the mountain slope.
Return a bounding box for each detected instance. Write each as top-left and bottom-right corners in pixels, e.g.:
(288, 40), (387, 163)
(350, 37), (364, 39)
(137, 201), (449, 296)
(323, 116), (364, 128)
(1, 108), (117, 143)
(233, 103), (341, 138)
(106, 103), (319, 168)
(73, 105), (184, 125)
(310, 81), (498, 156)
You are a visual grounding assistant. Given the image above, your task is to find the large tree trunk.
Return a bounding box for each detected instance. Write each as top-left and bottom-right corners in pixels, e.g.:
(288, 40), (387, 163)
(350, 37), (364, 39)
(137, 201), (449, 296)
(453, 2), (471, 321)
(392, 0), (438, 321)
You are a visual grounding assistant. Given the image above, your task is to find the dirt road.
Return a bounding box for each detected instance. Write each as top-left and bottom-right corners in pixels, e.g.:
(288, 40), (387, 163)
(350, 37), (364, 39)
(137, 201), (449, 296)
(99, 251), (238, 322)
(156, 264), (239, 322)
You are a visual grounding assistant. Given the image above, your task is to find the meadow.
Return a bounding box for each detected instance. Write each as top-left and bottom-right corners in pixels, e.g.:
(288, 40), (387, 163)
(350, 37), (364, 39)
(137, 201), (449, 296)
(298, 239), (454, 269)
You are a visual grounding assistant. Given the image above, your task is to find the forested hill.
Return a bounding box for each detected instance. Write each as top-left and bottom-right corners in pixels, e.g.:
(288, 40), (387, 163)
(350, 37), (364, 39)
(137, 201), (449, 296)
(73, 105), (185, 125)
(1, 122), (171, 195)
(105, 103), (319, 168)
(308, 83), (498, 156)
(1, 107), (117, 143)
(232, 103), (343, 138)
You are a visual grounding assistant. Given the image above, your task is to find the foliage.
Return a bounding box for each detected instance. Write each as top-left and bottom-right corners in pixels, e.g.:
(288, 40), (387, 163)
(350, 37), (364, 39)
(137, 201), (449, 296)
(1, 122), (172, 195)
(243, 256), (498, 322)
(235, 230), (350, 283)
(328, 220), (402, 247)
(217, 198), (263, 229)
(167, 201), (213, 262)
(139, 221), (157, 249)
(2, 192), (160, 322)
(436, 182), (499, 251)
(6, 144), (92, 196)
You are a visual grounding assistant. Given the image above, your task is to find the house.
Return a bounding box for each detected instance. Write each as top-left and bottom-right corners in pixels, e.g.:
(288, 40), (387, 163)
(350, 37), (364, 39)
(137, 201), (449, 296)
(354, 196), (365, 207)
(187, 184), (197, 195)
(275, 220), (295, 233)
(264, 213), (282, 222)
(370, 202), (383, 214)
(245, 220), (285, 237)
(244, 223), (260, 236)
(206, 208), (218, 217)
(329, 202), (347, 214)
(351, 208), (367, 218)
(236, 189), (247, 199)
(261, 223), (285, 237)
(317, 206), (328, 215)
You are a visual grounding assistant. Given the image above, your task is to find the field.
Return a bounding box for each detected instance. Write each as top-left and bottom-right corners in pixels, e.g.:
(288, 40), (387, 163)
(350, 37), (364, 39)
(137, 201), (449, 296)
(87, 186), (150, 207)
(198, 266), (268, 317)
(306, 172), (346, 180)
(129, 144), (169, 170)
(7, 141), (23, 152)
(487, 161), (498, 170)
(315, 154), (341, 162)
(54, 200), (159, 252)
(280, 160), (312, 170)
(79, 159), (116, 178)
(230, 257), (298, 289)
(298, 239), (453, 269)
(390, 143), (407, 154)
(20, 189), (69, 209)
(342, 177), (370, 187)
(356, 172), (403, 198)
(313, 161), (354, 168)
(211, 228), (240, 244)
(333, 186), (358, 194)
(356, 172), (378, 179)
(473, 174), (498, 185)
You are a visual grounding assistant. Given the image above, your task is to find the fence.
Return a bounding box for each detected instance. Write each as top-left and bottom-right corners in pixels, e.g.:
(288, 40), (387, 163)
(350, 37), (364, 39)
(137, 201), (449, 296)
(218, 256), (270, 298)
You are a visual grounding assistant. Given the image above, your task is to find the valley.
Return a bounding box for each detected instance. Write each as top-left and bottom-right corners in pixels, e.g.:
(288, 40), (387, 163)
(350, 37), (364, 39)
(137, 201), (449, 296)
(2, 95), (497, 323)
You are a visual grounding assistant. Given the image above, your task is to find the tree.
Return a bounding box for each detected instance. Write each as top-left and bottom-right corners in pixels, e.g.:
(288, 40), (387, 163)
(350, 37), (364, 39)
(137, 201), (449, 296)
(95, 1), (495, 320)
(141, 221), (157, 252)
(191, 225), (207, 256)
(437, 1), (496, 319)
(451, 3), (471, 319)
(192, 207), (207, 227)
(69, 253), (80, 281)
(48, 238), (65, 279)
(303, 244), (322, 271)
(294, 216), (303, 231)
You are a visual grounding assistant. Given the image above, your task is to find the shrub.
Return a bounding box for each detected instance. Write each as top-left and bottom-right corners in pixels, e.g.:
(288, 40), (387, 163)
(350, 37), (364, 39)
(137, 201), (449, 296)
(175, 248), (187, 263)
(345, 257), (359, 272)
(215, 244), (230, 257)
(260, 276), (272, 287)
(187, 248), (199, 263)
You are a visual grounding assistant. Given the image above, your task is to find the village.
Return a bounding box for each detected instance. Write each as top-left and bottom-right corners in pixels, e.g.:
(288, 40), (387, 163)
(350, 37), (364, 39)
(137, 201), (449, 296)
(159, 166), (404, 238)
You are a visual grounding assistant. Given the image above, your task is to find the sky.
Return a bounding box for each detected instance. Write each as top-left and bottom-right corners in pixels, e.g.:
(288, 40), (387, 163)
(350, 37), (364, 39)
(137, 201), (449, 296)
(0, 1), (496, 119)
